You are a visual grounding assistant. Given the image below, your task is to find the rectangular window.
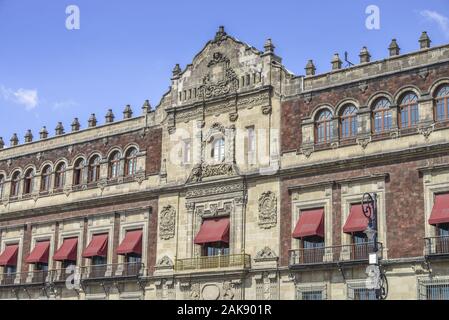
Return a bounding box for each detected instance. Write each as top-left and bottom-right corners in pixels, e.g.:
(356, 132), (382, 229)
(419, 278), (449, 300)
(353, 288), (377, 300)
(92, 256), (107, 266)
(302, 291), (323, 300)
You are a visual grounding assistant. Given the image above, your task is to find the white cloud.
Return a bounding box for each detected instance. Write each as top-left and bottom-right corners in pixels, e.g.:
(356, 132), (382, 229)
(420, 10), (449, 38)
(0, 85), (39, 110)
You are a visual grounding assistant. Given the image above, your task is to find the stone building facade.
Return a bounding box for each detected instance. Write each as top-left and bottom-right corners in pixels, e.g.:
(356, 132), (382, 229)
(0, 27), (448, 300)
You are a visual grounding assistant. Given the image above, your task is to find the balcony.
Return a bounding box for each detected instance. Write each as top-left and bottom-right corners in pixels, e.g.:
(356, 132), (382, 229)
(175, 254), (251, 272)
(425, 236), (449, 258)
(80, 262), (144, 281)
(0, 270), (49, 287)
(289, 242), (383, 269)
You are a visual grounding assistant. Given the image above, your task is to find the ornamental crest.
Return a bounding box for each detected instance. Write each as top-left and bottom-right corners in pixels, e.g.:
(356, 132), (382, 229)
(258, 191), (277, 229)
(159, 205), (176, 240)
(198, 52), (238, 99)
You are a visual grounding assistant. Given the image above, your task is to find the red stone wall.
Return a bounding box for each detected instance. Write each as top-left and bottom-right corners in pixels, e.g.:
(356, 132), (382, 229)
(280, 154), (449, 266)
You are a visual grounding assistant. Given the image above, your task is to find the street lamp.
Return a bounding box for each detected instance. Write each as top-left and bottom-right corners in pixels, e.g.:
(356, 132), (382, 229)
(361, 192), (387, 300)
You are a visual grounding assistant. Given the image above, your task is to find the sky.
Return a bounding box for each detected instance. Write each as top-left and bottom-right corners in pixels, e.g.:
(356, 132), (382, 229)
(0, 0), (449, 144)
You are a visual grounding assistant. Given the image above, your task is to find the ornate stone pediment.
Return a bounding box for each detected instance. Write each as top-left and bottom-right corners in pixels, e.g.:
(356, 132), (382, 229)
(186, 162), (239, 184)
(255, 247), (278, 262)
(198, 61), (239, 100)
(155, 256), (174, 269)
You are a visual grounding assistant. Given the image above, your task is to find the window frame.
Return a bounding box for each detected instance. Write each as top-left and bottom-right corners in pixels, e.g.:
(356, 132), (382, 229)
(399, 93), (419, 129)
(108, 151), (121, 179)
(23, 169), (34, 195)
(73, 159), (85, 186)
(372, 98), (392, 134)
(124, 148), (138, 176)
(88, 156), (101, 183)
(340, 105), (358, 139)
(40, 166), (52, 192)
(10, 171), (21, 197)
(54, 163), (66, 190)
(315, 110), (334, 144)
(435, 85), (449, 121)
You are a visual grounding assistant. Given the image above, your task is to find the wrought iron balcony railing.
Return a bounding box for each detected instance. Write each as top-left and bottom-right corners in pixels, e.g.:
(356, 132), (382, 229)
(425, 236), (449, 257)
(79, 262), (144, 281)
(175, 254), (251, 272)
(289, 242), (383, 267)
(0, 270), (49, 287)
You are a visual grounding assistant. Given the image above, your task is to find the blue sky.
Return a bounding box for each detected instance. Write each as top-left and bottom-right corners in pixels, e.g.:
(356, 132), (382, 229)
(0, 0), (449, 143)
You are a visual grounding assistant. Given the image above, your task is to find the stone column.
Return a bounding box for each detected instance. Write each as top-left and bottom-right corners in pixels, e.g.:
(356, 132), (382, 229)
(231, 197), (246, 255)
(185, 202), (195, 258)
(356, 106), (372, 148)
(225, 125), (236, 164)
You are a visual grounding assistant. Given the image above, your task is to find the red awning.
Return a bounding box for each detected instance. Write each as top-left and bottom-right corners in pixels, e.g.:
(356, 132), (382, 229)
(292, 208), (324, 239)
(194, 217), (230, 245)
(429, 194), (449, 225)
(343, 204), (369, 234)
(53, 238), (78, 262)
(0, 244), (19, 266)
(117, 230), (142, 255)
(82, 234), (108, 258)
(26, 241), (50, 264)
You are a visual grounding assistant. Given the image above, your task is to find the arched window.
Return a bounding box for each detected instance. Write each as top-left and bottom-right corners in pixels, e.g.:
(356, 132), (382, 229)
(54, 163), (66, 189)
(340, 105), (358, 138)
(315, 110), (333, 143)
(10, 172), (21, 197)
(125, 148), (138, 176)
(73, 159), (85, 186)
(24, 169), (34, 195)
(212, 138), (225, 162)
(0, 175), (4, 198)
(88, 156), (101, 183)
(399, 93), (419, 128)
(109, 151), (121, 178)
(435, 85), (449, 121)
(41, 166), (52, 192)
(372, 98), (392, 133)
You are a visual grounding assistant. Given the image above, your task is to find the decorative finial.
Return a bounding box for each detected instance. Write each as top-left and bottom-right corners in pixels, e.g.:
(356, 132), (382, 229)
(305, 60), (316, 76)
(172, 64), (181, 79)
(88, 114), (97, 128)
(142, 100), (151, 114)
(0, 137), (4, 149)
(215, 26), (227, 40)
(331, 53), (342, 70)
(264, 38), (275, 54)
(123, 104), (133, 119)
(55, 122), (65, 136)
(389, 39), (400, 56)
(105, 109), (115, 123)
(419, 31), (431, 49)
(39, 126), (48, 139)
(10, 133), (18, 147)
(359, 46), (371, 63)
(71, 118), (80, 132)
(24, 130), (33, 143)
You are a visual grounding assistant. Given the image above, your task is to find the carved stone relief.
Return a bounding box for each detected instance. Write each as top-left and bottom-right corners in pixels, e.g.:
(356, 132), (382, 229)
(159, 205), (176, 240)
(258, 192), (277, 229)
